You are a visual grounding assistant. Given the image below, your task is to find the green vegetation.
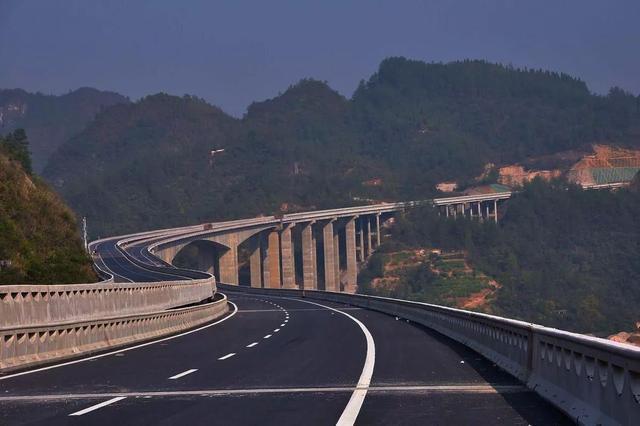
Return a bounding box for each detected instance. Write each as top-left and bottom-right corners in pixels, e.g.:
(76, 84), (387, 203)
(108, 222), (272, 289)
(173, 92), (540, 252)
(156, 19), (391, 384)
(0, 88), (128, 171)
(41, 59), (640, 237)
(387, 178), (640, 334)
(0, 131), (97, 284)
(0, 129), (31, 174)
(358, 249), (493, 308)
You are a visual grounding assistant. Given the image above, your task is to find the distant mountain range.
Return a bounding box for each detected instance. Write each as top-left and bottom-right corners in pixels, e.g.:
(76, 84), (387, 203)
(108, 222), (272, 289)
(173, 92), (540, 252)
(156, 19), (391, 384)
(4, 57), (640, 237)
(0, 87), (128, 171)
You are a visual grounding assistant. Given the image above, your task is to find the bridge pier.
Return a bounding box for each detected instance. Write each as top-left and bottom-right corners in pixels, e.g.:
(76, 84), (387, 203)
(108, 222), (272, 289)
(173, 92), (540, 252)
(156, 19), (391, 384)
(322, 220), (338, 292)
(357, 220), (365, 262)
(219, 246), (238, 284)
(365, 216), (372, 257)
(248, 236), (262, 288)
(280, 224), (296, 289)
(301, 222), (317, 290)
(345, 217), (357, 293)
(263, 230), (281, 288)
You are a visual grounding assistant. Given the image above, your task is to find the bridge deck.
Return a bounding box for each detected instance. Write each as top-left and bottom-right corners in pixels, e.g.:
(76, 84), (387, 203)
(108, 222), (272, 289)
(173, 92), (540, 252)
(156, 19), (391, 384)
(0, 244), (569, 425)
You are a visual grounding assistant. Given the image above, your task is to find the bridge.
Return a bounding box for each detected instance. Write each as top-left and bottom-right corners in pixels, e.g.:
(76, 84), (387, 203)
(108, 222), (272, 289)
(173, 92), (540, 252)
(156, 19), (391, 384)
(1, 192), (638, 425)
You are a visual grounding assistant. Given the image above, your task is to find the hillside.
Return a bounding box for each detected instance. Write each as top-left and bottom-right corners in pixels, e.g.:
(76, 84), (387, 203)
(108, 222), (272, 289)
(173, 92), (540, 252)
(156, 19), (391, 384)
(375, 179), (640, 335)
(0, 130), (97, 284)
(42, 58), (640, 237)
(0, 87), (128, 171)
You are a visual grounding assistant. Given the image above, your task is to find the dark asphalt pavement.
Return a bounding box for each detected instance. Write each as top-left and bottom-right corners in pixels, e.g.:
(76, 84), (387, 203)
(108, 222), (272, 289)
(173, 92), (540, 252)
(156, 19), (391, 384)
(0, 240), (571, 425)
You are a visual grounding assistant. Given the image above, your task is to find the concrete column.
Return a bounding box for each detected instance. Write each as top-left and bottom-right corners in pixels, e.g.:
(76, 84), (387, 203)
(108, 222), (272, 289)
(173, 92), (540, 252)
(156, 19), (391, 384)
(486, 203), (489, 219)
(280, 225), (296, 289)
(445, 205), (449, 218)
(248, 237), (261, 288)
(323, 220), (338, 292)
(333, 228), (340, 289)
(477, 202), (482, 221)
(453, 205), (457, 219)
(301, 222), (317, 290)
(345, 218), (357, 293)
(366, 217), (372, 257)
(375, 214), (381, 247)
(264, 230), (281, 288)
(219, 246), (238, 284)
(357, 221), (365, 262)
(494, 199), (498, 223)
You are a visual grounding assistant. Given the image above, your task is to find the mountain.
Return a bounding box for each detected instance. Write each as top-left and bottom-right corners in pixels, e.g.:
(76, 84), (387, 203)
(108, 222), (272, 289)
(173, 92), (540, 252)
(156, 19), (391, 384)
(43, 58), (640, 237)
(0, 130), (97, 284)
(0, 87), (128, 171)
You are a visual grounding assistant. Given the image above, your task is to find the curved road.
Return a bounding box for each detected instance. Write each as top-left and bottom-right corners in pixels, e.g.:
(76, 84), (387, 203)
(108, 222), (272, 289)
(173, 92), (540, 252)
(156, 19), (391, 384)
(0, 239), (570, 425)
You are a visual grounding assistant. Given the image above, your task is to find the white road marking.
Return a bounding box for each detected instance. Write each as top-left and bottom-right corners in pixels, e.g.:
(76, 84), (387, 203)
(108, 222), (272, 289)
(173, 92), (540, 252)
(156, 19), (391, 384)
(218, 353), (236, 360)
(169, 369), (198, 379)
(274, 328), (280, 332)
(280, 323), (285, 326)
(0, 301), (239, 381)
(246, 342), (259, 348)
(263, 334), (272, 339)
(10, 385), (526, 403)
(69, 397), (126, 416)
(281, 297), (375, 426)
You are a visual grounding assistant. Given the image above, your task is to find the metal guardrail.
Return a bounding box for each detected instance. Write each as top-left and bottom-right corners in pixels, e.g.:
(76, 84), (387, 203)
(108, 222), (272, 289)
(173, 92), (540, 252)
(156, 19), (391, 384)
(220, 284), (640, 426)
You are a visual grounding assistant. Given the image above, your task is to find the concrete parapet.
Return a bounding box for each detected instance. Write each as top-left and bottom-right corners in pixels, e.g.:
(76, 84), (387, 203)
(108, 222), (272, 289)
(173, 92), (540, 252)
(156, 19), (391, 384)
(0, 277), (216, 330)
(219, 284), (640, 426)
(0, 295), (229, 373)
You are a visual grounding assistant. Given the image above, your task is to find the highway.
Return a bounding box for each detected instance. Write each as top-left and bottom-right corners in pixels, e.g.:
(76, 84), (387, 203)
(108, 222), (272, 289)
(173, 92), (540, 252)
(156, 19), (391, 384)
(0, 239), (570, 425)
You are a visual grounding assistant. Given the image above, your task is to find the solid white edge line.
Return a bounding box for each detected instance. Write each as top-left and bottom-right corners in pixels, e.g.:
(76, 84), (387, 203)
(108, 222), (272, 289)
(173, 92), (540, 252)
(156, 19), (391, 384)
(168, 369), (198, 380)
(69, 396), (127, 416)
(1, 301), (239, 381)
(218, 353), (236, 360)
(282, 297), (375, 426)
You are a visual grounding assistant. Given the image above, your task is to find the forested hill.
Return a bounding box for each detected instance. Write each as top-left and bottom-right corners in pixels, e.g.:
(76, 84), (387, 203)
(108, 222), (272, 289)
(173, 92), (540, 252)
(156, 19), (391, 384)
(0, 87), (128, 171)
(0, 130), (97, 284)
(42, 58), (640, 237)
(374, 178), (640, 335)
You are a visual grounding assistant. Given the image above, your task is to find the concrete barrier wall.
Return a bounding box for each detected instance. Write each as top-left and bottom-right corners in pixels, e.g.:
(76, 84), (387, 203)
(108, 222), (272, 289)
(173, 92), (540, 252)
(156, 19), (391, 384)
(0, 294), (229, 372)
(0, 277), (216, 329)
(220, 284), (640, 426)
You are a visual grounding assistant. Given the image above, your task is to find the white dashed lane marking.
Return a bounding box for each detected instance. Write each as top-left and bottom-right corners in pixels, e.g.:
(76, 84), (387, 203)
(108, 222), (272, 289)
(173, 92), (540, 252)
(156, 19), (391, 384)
(168, 369), (198, 380)
(264, 334), (272, 339)
(246, 342), (259, 348)
(69, 397), (126, 416)
(218, 353), (236, 361)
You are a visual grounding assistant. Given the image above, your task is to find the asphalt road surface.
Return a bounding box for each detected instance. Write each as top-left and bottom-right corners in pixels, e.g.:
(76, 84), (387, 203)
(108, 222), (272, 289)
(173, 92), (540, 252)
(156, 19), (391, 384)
(0, 239), (570, 425)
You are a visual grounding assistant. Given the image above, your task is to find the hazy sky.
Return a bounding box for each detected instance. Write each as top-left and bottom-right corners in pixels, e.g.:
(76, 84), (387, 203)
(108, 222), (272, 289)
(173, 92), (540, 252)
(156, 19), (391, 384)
(1, 1), (638, 116)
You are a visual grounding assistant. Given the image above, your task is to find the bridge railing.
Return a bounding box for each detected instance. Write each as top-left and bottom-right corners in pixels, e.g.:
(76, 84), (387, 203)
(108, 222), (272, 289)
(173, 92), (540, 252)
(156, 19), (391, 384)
(0, 293), (228, 372)
(0, 277), (216, 329)
(220, 284), (640, 426)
